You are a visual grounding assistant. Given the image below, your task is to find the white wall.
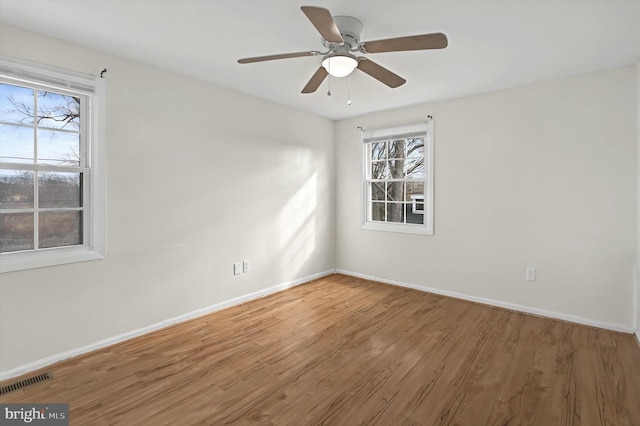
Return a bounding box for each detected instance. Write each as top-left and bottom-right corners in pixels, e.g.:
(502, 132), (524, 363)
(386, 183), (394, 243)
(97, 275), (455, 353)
(0, 24), (335, 375)
(336, 66), (638, 329)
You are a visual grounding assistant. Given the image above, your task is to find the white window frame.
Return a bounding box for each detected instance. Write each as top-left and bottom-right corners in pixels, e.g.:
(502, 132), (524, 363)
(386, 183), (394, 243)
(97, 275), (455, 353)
(361, 120), (434, 235)
(0, 56), (106, 273)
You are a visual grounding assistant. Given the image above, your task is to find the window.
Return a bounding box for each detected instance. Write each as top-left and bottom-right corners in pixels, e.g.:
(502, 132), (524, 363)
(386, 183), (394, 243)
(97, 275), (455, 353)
(362, 121), (433, 235)
(411, 194), (425, 214)
(0, 56), (105, 272)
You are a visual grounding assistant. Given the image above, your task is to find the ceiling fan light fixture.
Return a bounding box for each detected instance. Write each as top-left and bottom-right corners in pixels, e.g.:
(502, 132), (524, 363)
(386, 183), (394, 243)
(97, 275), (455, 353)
(237, 6), (449, 94)
(322, 54), (358, 78)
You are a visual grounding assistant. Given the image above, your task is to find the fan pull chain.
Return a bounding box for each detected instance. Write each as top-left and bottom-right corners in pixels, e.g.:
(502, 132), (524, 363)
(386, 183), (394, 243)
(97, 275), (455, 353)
(347, 75), (352, 105)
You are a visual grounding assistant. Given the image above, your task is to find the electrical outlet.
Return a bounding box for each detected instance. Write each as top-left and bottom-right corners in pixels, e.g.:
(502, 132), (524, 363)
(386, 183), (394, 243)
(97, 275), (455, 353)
(243, 260), (250, 273)
(525, 267), (536, 282)
(233, 262), (242, 275)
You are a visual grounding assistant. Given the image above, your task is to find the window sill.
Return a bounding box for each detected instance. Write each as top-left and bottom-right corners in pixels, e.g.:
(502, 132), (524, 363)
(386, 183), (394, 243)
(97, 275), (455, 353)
(0, 246), (105, 273)
(361, 221), (433, 236)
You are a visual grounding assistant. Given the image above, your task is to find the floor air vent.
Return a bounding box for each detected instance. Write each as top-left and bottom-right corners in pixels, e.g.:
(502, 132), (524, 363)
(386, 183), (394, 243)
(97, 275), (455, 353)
(0, 372), (52, 395)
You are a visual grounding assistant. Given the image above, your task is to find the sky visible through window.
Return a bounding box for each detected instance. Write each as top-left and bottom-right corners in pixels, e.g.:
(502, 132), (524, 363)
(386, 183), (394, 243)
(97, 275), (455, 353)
(0, 82), (81, 171)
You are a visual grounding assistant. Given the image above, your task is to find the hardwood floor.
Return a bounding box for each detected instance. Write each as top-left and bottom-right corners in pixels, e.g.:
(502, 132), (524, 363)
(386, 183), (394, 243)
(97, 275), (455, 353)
(2, 274), (639, 425)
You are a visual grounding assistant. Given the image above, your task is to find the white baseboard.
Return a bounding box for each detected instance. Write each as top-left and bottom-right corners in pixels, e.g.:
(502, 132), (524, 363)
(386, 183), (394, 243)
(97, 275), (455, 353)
(635, 255), (640, 335)
(0, 269), (335, 382)
(336, 269), (635, 334)
(636, 255), (640, 345)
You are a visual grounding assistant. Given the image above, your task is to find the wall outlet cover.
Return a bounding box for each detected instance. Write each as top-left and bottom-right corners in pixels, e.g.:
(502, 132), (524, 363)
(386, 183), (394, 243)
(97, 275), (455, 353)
(525, 267), (536, 281)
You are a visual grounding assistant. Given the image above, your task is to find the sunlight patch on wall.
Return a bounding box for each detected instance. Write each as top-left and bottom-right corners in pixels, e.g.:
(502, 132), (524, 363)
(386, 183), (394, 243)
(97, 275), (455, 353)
(279, 170), (318, 278)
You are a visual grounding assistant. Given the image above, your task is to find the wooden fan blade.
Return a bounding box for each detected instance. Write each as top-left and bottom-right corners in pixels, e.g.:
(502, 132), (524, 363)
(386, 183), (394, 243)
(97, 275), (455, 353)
(301, 6), (344, 44)
(362, 33), (448, 53)
(238, 51), (316, 64)
(301, 67), (329, 93)
(357, 59), (406, 88)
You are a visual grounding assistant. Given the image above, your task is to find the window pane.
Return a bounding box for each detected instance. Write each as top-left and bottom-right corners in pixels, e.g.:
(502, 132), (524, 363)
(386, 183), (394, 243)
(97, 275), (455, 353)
(406, 181), (424, 200)
(387, 203), (404, 223)
(39, 172), (82, 208)
(405, 138), (424, 178)
(0, 124), (34, 163)
(406, 138), (423, 159)
(371, 182), (385, 201)
(388, 159), (405, 179)
(0, 212), (34, 252)
(0, 83), (34, 125)
(371, 161), (389, 179)
(371, 142), (386, 160)
(387, 182), (404, 202)
(0, 170), (34, 209)
(406, 203), (425, 224)
(37, 91), (80, 130)
(37, 129), (80, 166)
(371, 202), (385, 221)
(39, 210), (82, 248)
(406, 162), (425, 179)
(389, 139), (405, 159)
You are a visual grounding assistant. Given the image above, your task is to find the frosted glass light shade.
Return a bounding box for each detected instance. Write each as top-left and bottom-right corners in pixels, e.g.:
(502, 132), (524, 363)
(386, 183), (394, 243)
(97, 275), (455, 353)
(321, 55), (358, 78)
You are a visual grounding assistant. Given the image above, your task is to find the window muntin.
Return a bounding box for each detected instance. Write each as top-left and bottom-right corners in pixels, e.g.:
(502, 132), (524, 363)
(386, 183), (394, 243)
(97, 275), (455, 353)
(362, 121), (433, 235)
(0, 56), (104, 272)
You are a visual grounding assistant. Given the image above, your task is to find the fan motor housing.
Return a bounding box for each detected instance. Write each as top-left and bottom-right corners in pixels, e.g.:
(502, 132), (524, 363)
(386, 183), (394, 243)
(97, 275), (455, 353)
(322, 15), (363, 49)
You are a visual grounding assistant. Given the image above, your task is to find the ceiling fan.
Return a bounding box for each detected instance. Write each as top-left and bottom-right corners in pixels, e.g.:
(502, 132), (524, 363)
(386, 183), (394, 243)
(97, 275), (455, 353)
(237, 5), (448, 94)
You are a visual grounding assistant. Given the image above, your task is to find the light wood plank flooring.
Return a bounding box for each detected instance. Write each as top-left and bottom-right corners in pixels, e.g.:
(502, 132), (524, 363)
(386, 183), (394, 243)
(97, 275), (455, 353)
(1, 274), (639, 425)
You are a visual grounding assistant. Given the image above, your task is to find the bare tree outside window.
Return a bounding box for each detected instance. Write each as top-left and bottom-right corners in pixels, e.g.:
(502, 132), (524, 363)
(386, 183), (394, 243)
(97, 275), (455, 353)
(6, 90), (79, 129)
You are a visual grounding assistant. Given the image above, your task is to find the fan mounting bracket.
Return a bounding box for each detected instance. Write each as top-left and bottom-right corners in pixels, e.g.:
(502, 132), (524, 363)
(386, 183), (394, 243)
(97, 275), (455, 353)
(321, 15), (363, 50)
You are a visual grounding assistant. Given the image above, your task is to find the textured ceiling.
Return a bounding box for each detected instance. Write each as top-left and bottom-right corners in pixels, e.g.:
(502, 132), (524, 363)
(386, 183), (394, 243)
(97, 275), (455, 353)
(1, 0), (639, 120)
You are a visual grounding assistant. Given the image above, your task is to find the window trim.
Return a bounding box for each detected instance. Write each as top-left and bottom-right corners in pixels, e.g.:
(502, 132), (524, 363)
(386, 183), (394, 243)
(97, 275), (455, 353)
(0, 56), (106, 273)
(360, 120), (434, 236)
